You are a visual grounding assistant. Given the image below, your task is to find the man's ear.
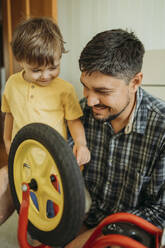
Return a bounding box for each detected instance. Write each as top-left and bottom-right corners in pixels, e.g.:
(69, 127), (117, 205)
(130, 72), (143, 93)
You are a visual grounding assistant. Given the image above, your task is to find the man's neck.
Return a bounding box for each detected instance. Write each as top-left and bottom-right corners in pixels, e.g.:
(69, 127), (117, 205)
(110, 95), (136, 134)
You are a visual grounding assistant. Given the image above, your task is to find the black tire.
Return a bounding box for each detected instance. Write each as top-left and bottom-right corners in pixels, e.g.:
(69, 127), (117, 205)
(8, 123), (85, 246)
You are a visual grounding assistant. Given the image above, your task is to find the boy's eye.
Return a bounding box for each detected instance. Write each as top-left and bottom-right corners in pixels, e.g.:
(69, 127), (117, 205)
(49, 67), (56, 70)
(49, 66), (58, 70)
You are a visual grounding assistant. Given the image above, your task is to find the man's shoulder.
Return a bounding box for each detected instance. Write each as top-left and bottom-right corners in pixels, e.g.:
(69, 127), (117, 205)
(79, 97), (86, 107)
(79, 98), (90, 111)
(142, 89), (165, 118)
(79, 98), (93, 124)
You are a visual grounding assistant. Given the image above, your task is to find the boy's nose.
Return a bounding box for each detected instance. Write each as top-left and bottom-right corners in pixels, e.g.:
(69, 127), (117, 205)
(40, 71), (50, 80)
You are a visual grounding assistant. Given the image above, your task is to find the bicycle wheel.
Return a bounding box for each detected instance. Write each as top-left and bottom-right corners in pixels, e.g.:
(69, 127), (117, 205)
(8, 123), (85, 246)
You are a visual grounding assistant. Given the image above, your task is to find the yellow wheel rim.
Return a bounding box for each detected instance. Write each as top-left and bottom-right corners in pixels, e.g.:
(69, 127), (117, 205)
(13, 139), (64, 231)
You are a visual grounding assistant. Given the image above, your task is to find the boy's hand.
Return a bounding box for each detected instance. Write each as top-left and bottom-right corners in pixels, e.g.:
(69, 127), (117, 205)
(5, 141), (11, 155)
(73, 144), (91, 166)
(0, 166), (9, 196)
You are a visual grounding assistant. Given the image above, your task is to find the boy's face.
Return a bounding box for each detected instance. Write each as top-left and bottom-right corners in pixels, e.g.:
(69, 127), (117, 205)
(21, 59), (60, 86)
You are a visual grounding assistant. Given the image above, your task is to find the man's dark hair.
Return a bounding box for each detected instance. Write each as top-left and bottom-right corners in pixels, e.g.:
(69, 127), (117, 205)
(79, 29), (145, 83)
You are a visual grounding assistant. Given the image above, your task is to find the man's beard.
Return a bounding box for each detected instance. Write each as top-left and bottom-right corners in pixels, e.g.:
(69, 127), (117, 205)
(92, 97), (130, 122)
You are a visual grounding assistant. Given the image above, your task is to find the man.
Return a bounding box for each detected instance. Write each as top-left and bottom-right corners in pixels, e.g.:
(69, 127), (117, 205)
(65, 29), (165, 248)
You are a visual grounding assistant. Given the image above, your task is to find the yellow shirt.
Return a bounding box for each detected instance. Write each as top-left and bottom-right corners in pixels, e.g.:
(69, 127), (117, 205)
(1, 71), (83, 140)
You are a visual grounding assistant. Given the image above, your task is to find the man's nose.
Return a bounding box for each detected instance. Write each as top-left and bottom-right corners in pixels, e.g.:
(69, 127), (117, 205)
(86, 93), (99, 107)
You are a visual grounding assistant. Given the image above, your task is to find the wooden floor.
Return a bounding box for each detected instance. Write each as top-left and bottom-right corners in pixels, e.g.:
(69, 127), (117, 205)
(0, 111), (8, 168)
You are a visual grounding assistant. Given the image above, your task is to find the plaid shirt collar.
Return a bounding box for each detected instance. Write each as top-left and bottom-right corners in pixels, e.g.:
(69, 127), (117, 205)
(125, 87), (148, 135)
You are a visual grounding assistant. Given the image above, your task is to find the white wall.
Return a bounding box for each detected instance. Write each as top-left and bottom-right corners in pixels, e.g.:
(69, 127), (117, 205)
(142, 50), (165, 100)
(58, 0), (165, 100)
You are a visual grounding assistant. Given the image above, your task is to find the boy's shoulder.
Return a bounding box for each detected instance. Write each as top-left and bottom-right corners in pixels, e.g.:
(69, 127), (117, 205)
(54, 77), (75, 90)
(6, 71), (24, 87)
(8, 71), (22, 80)
(55, 77), (72, 85)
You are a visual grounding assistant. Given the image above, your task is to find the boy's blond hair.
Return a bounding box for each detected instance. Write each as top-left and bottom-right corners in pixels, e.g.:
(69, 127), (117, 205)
(11, 17), (67, 66)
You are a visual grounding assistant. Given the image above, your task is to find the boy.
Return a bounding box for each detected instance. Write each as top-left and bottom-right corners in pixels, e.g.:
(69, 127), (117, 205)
(0, 17), (90, 225)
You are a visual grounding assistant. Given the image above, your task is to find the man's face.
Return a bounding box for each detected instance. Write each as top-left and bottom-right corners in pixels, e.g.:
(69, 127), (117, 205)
(21, 58), (61, 86)
(80, 71), (135, 122)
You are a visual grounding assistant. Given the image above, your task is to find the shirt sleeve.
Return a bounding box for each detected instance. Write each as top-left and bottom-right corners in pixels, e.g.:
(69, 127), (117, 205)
(1, 92), (11, 113)
(63, 84), (83, 120)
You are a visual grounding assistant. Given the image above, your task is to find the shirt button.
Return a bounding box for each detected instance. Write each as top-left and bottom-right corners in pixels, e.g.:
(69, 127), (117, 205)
(31, 85), (35, 88)
(30, 95), (34, 99)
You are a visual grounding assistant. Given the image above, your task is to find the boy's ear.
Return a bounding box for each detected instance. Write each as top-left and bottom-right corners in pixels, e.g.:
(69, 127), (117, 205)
(19, 62), (24, 68)
(130, 72), (143, 93)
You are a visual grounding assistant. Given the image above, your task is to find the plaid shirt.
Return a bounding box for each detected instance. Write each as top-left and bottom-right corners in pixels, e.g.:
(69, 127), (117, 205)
(79, 87), (165, 229)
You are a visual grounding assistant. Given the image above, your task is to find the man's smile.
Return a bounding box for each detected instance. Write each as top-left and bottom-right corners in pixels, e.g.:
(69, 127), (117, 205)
(92, 105), (109, 113)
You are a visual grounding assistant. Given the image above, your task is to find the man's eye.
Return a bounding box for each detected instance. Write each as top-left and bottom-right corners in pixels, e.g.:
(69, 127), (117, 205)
(31, 69), (40, 72)
(99, 91), (112, 95)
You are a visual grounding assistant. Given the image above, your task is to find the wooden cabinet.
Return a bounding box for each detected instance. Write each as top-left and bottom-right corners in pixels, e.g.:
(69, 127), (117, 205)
(1, 0), (57, 80)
